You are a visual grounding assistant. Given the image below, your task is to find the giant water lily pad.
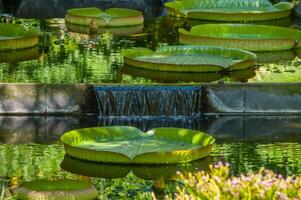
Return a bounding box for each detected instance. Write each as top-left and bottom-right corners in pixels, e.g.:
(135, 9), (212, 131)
(12, 180), (98, 200)
(61, 126), (215, 164)
(66, 22), (144, 36)
(65, 7), (144, 27)
(122, 45), (256, 72)
(0, 23), (39, 51)
(165, 0), (293, 21)
(123, 65), (256, 82)
(179, 24), (301, 52)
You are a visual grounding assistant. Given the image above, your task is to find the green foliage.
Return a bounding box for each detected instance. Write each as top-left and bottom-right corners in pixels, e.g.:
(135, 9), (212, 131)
(170, 162), (301, 200)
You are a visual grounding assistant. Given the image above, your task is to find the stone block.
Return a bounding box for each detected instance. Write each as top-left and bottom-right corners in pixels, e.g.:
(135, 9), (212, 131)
(202, 84), (245, 113)
(0, 84), (46, 114)
(46, 84), (98, 114)
(245, 83), (301, 113)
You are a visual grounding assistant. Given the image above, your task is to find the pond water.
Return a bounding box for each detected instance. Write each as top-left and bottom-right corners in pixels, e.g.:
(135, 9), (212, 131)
(0, 16), (301, 83)
(0, 115), (300, 199)
(0, 2), (301, 199)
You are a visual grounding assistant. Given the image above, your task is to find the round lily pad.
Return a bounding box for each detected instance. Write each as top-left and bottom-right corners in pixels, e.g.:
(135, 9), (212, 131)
(179, 24), (301, 52)
(61, 155), (210, 180)
(60, 126), (215, 164)
(0, 23), (39, 51)
(65, 7), (144, 27)
(165, 0), (293, 21)
(66, 22), (143, 36)
(123, 65), (256, 82)
(122, 45), (256, 72)
(11, 180), (98, 200)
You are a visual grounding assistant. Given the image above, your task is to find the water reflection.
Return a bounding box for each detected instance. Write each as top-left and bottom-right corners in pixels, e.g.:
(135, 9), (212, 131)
(61, 155), (210, 180)
(0, 47), (40, 64)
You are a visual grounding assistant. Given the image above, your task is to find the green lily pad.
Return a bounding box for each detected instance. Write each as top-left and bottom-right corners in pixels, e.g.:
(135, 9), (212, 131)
(66, 22), (144, 36)
(165, 0), (293, 21)
(61, 155), (210, 180)
(122, 45), (256, 72)
(123, 65), (256, 82)
(0, 23), (39, 51)
(11, 180), (98, 200)
(60, 126), (215, 164)
(179, 24), (301, 52)
(65, 7), (144, 27)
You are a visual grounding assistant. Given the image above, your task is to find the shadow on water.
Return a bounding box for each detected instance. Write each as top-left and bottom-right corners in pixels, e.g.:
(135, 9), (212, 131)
(2, 0), (164, 19)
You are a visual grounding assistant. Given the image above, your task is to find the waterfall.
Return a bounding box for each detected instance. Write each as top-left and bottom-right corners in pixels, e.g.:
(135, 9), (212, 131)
(94, 85), (202, 117)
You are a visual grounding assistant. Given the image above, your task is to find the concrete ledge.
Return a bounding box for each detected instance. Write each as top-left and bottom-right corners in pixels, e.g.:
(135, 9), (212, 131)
(0, 84), (98, 115)
(0, 83), (300, 115)
(203, 83), (301, 114)
(46, 84), (98, 114)
(0, 84), (46, 114)
(202, 84), (244, 113)
(245, 83), (301, 113)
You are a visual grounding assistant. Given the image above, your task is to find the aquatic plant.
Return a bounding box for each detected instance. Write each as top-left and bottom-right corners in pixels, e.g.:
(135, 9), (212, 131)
(66, 22), (144, 36)
(170, 162), (301, 200)
(60, 126), (215, 164)
(165, 0), (293, 21)
(0, 23), (39, 51)
(122, 45), (256, 72)
(65, 7), (144, 27)
(179, 24), (301, 51)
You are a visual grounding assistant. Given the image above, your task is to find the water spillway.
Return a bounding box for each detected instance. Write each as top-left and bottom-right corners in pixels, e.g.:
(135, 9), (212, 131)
(94, 85), (202, 117)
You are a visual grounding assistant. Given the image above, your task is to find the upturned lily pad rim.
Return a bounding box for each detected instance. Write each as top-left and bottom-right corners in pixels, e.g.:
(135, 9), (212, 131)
(165, 1), (293, 20)
(65, 7), (144, 27)
(61, 126), (215, 164)
(122, 45), (256, 72)
(179, 24), (301, 51)
(67, 7), (142, 18)
(182, 24), (301, 40)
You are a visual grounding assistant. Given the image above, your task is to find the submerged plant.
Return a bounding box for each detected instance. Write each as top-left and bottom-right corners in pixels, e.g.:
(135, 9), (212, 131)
(170, 162), (301, 200)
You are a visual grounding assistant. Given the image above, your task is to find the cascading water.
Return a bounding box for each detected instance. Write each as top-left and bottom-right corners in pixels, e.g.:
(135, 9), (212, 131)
(94, 85), (202, 117)
(94, 85), (203, 129)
